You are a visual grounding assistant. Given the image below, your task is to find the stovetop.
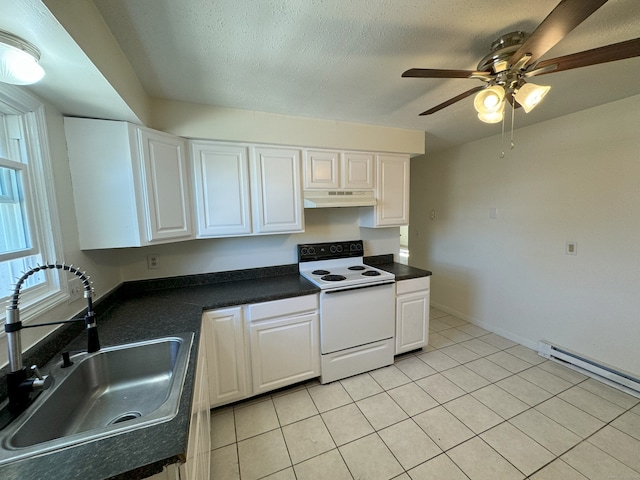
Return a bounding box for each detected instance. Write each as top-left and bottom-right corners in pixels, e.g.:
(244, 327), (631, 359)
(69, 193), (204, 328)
(298, 240), (395, 289)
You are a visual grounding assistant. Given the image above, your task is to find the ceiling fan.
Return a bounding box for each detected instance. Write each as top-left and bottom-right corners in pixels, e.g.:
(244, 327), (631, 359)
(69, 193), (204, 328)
(403, 0), (640, 123)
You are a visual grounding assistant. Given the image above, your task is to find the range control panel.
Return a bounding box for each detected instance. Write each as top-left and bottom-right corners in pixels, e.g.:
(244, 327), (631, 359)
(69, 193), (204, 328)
(298, 240), (364, 262)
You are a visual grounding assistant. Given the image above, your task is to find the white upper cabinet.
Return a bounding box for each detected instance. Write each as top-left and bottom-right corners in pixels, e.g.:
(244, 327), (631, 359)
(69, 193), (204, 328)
(191, 142), (252, 237)
(342, 151), (375, 189)
(361, 154), (410, 227)
(138, 129), (193, 242)
(252, 146), (304, 234)
(64, 118), (194, 249)
(304, 149), (374, 190)
(304, 149), (340, 189)
(191, 142), (304, 237)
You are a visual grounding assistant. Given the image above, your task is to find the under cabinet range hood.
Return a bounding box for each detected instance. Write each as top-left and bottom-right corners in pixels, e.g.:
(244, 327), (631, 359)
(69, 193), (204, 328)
(303, 190), (376, 208)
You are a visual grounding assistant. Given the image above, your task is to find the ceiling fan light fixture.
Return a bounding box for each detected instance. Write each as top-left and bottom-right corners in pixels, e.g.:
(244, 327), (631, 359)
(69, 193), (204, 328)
(514, 83), (550, 113)
(477, 108), (505, 124)
(474, 85), (505, 115)
(0, 31), (45, 85)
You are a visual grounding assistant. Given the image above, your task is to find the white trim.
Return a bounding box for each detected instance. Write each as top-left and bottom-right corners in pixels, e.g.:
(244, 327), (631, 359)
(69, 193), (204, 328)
(0, 84), (66, 326)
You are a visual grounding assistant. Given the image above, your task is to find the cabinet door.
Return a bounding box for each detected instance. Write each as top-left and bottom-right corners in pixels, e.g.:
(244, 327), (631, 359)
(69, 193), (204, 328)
(203, 308), (248, 407)
(360, 154), (409, 227)
(138, 128), (194, 242)
(342, 152), (374, 189)
(304, 149), (339, 189)
(182, 330), (211, 480)
(191, 142), (252, 237)
(395, 290), (429, 354)
(249, 312), (319, 394)
(252, 147), (304, 234)
(376, 154), (409, 226)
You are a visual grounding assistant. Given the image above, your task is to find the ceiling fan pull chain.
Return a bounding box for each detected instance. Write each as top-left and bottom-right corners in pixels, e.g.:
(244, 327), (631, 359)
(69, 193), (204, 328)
(510, 104), (516, 150)
(500, 114), (506, 158)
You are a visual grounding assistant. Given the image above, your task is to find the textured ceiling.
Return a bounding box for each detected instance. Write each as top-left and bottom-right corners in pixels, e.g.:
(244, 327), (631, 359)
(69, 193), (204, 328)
(5, 1), (640, 153)
(91, 0), (640, 153)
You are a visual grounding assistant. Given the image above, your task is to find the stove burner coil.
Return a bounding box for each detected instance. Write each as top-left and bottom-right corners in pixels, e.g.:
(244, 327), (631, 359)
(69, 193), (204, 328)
(321, 274), (347, 282)
(348, 265), (366, 271)
(362, 270), (381, 276)
(312, 269), (330, 275)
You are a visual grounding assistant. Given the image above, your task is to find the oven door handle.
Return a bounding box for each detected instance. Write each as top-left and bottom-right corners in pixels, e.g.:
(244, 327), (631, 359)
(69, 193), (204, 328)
(323, 281), (395, 294)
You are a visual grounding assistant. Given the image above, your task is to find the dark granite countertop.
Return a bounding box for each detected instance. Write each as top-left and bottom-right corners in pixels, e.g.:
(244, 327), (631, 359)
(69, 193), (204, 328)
(0, 267), (318, 480)
(0, 258), (430, 480)
(365, 254), (433, 281)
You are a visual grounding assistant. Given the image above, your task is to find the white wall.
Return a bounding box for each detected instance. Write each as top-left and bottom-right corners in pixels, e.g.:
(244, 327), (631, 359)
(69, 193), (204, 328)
(410, 95), (640, 377)
(118, 208), (400, 280)
(150, 98), (425, 155)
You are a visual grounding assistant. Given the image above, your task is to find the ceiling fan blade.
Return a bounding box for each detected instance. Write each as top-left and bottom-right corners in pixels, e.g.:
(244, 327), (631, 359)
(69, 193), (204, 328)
(419, 86), (486, 115)
(509, 0), (608, 68)
(526, 37), (640, 76)
(402, 68), (490, 79)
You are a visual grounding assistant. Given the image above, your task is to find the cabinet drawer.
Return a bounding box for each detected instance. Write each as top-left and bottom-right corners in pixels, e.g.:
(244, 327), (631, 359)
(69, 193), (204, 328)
(247, 294), (318, 322)
(396, 276), (430, 295)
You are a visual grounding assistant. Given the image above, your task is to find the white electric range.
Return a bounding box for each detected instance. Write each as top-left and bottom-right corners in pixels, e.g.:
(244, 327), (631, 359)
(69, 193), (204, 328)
(298, 240), (396, 383)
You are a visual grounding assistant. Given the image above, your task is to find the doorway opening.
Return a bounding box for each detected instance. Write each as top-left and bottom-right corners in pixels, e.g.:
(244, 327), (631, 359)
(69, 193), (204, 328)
(399, 225), (409, 265)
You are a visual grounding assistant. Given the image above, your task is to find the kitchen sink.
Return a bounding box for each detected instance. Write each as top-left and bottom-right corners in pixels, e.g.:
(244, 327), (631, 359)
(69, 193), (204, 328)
(0, 332), (193, 465)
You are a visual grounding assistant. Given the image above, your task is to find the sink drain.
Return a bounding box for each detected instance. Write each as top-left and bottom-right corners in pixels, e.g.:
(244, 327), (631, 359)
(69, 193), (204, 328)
(109, 412), (142, 425)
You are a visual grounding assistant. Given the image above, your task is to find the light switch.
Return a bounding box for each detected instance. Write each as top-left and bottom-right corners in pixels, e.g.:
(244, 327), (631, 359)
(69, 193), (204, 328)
(489, 208), (497, 219)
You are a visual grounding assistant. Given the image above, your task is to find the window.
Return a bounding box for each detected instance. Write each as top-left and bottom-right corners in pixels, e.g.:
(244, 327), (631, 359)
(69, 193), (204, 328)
(0, 84), (64, 324)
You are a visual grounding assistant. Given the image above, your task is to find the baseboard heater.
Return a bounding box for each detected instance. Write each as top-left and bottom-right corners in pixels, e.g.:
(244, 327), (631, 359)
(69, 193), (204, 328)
(538, 341), (640, 395)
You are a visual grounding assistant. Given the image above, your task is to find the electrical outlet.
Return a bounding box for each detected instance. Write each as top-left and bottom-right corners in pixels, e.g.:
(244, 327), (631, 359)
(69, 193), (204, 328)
(566, 241), (577, 256)
(147, 254), (160, 269)
(68, 277), (83, 303)
(489, 207), (497, 219)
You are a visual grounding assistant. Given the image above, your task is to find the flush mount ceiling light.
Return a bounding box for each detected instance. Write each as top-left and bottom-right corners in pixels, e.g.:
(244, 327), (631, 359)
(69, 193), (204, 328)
(0, 30), (45, 85)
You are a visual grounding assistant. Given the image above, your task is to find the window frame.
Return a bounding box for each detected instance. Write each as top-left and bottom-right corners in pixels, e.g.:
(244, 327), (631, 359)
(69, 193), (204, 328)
(0, 84), (66, 327)
(0, 155), (38, 262)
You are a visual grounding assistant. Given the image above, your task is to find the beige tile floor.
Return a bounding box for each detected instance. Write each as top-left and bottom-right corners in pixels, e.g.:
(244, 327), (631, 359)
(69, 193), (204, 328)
(209, 308), (640, 480)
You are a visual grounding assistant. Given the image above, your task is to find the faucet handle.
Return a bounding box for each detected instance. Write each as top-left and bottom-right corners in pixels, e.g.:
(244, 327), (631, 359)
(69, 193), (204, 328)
(30, 365), (44, 380)
(30, 364), (53, 390)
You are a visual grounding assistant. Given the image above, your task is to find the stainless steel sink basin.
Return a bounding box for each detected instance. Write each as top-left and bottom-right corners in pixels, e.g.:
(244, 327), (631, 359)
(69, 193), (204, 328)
(0, 332), (193, 465)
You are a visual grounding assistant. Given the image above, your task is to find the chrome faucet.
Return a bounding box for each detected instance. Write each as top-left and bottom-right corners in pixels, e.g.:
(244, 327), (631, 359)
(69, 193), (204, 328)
(4, 263), (100, 412)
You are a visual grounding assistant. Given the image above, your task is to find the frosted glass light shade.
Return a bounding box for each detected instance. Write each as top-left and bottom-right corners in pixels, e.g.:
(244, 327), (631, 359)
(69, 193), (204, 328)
(474, 85), (505, 114)
(0, 31), (45, 85)
(477, 109), (504, 123)
(514, 83), (550, 113)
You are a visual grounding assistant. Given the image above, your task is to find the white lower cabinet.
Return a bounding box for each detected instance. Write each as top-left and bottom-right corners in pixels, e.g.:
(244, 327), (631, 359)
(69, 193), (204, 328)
(180, 330), (211, 480)
(203, 307), (249, 408)
(145, 332), (210, 480)
(247, 295), (320, 394)
(395, 276), (430, 354)
(203, 295), (319, 408)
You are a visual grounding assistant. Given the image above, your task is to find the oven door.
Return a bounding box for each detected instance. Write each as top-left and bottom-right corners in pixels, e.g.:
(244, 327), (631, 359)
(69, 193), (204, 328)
(320, 282), (395, 354)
